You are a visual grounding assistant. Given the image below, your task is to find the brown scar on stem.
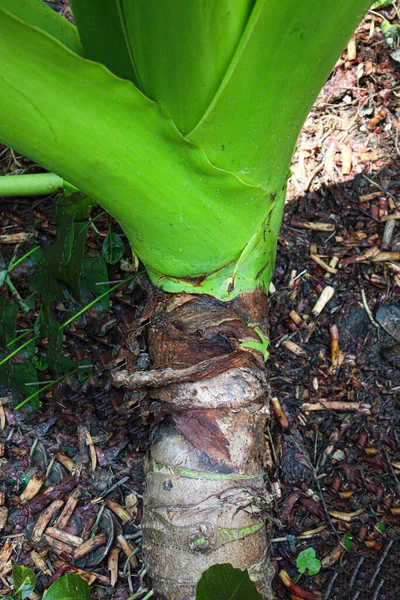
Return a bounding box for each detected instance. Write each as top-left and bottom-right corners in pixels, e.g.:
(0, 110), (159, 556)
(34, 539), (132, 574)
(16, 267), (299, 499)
(256, 261), (269, 279)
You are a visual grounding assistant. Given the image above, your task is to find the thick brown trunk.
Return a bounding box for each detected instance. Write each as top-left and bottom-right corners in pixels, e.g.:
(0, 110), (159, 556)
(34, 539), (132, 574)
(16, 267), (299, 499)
(113, 282), (273, 599)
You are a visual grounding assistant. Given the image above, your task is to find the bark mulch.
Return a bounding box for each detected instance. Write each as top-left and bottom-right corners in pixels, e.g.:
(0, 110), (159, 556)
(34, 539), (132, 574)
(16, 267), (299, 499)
(0, 5), (399, 600)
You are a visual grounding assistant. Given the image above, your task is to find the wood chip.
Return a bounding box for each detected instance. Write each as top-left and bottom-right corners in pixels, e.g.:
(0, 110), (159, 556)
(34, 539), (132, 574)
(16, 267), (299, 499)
(324, 256), (340, 279)
(0, 402), (5, 431)
(55, 452), (77, 474)
(53, 489), (80, 530)
(289, 310), (303, 325)
(45, 527), (83, 548)
(381, 213), (400, 222)
(371, 251), (400, 262)
(381, 219), (396, 250)
(347, 38), (357, 61)
(359, 191), (383, 202)
(44, 534), (73, 557)
(0, 232), (33, 244)
(281, 340), (305, 356)
(341, 144), (352, 175)
(73, 533), (107, 561)
(0, 507), (7, 531)
(85, 430), (97, 472)
(301, 401), (370, 414)
(105, 499), (133, 525)
(0, 540), (14, 571)
(298, 525), (326, 539)
(312, 286), (335, 316)
(321, 535), (346, 568)
(367, 110), (386, 130)
(339, 491), (353, 499)
(329, 508), (364, 522)
(125, 494), (138, 520)
(340, 245), (381, 268)
(53, 560), (110, 586)
(32, 499), (64, 543)
(117, 534), (139, 568)
(330, 324), (340, 372)
(20, 471), (46, 504)
(271, 397), (289, 429)
(0, 559), (13, 579)
(31, 550), (51, 576)
(291, 219), (335, 231)
(310, 254), (338, 274)
(278, 569), (321, 600)
(108, 547), (119, 587)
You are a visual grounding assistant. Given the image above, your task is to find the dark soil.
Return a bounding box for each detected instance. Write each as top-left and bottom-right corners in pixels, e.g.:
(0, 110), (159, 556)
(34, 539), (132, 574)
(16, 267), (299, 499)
(0, 4), (399, 600)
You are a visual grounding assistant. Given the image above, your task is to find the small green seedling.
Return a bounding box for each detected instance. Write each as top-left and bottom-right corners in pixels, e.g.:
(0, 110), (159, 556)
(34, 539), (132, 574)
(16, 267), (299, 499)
(9, 567), (90, 600)
(11, 566), (36, 600)
(344, 531), (352, 551)
(296, 548), (321, 577)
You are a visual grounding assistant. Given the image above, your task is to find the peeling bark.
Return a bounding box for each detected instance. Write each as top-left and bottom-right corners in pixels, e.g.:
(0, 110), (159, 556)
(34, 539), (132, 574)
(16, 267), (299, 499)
(112, 285), (274, 599)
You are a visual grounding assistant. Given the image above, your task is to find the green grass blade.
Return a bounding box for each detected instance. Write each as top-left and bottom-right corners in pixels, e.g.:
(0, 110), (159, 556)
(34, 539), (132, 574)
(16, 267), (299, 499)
(0, 7), (267, 287)
(0, 0), (82, 54)
(188, 0), (372, 189)
(122, 0), (255, 134)
(69, 0), (139, 86)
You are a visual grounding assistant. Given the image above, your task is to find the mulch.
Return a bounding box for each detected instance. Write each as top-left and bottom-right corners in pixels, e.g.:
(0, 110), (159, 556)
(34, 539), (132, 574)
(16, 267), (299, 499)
(0, 5), (399, 600)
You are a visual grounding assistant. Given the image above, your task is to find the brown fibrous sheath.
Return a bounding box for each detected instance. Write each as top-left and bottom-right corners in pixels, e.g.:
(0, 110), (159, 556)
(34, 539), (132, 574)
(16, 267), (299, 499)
(112, 280), (273, 599)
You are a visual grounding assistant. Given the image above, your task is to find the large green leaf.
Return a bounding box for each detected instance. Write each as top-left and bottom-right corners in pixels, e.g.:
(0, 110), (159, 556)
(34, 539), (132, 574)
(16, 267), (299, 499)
(0, 0), (82, 54)
(69, 0), (139, 85)
(188, 0), (373, 189)
(0, 2), (373, 301)
(196, 564), (262, 600)
(122, 0), (255, 133)
(42, 574), (91, 600)
(0, 7), (268, 289)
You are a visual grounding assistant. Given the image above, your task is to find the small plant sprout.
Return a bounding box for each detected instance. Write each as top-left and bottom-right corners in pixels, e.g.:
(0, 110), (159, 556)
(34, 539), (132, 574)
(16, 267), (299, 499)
(296, 548), (322, 577)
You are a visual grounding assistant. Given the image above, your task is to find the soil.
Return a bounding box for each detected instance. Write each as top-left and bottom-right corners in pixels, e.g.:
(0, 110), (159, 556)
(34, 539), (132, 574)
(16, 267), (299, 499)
(0, 3), (400, 600)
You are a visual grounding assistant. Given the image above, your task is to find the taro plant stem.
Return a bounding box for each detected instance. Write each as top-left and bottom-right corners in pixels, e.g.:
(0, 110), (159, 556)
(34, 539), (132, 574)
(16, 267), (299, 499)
(0, 1), (373, 597)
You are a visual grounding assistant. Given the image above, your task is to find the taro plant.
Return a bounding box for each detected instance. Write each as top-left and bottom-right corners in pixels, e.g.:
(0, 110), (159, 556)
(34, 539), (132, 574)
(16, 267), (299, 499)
(0, 1), (372, 598)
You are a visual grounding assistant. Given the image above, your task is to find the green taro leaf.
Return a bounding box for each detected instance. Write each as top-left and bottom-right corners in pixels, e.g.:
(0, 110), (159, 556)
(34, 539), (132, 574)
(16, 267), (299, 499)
(0, 7), (269, 288)
(42, 574), (91, 600)
(0, 0), (374, 302)
(12, 565), (36, 600)
(296, 548), (321, 576)
(69, 0), (139, 86)
(196, 564), (262, 599)
(122, 0), (255, 133)
(102, 231), (125, 265)
(188, 0), (373, 190)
